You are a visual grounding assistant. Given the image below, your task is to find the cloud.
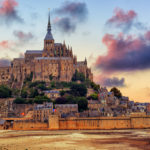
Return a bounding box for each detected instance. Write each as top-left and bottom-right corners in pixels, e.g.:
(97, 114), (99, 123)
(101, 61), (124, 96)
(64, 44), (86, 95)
(107, 8), (145, 31)
(0, 0), (23, 25)
(0, 58), (10, 67)
(54, 17), (76, 33)
(94, 74), (126, 87)
(0, 40), (13, 49)
(95, 31), (150, 72)
(100, 77), (125, 87)
(54, 1), (88, 33)
(13, 30), (34, 42)
(55, 1), (88, 21)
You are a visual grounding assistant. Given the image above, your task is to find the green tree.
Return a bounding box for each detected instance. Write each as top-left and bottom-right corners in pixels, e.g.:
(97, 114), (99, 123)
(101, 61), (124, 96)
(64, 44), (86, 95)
(0, 85), (12, 98)
(72, 70), (85, 82)
(21, 89), (28, 98)
(37, 84), (47, 90)
(49, 74), (54, 81)
(29, 88), (39, 98)
(55, 97), (68, 104)
(76, 97), (88, 112)
(91, 82), (100, 92)
(88, 93), (98, 100)
(34, 96), (51, 104)
(60, 90), (66, 96)
(70, 83), (87, 97)
(50, 81), (56, 88)
(14, 97), (26, 104)
(110, 87), (122, 99)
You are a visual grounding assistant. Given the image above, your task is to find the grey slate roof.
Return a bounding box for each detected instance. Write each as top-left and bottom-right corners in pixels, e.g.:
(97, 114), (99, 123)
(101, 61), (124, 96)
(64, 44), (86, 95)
(35, 57), (72, 60)
(54, 43), (62, 46)
(44, 90), (60, 94)
(44, 31), (54, 40)
(26, 50), (43, 54)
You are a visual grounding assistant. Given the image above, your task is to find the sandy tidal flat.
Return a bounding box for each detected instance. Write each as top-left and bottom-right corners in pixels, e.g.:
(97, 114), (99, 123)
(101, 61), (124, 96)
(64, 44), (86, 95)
(0, 130), (150, 150)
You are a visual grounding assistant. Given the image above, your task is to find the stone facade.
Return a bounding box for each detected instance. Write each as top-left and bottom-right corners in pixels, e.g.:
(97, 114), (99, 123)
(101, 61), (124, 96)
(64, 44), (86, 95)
(0, 13), (93, 88)
(33, 103), (53, 122)
(55, 104), (78, 117)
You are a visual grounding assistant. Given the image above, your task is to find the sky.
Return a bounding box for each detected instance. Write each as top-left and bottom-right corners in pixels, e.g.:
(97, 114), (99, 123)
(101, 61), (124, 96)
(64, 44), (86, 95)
(0, 0), (150, 102)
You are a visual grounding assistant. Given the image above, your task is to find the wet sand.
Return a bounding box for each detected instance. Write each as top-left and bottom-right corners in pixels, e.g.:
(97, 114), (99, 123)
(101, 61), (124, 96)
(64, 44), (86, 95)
(0, 130), (150, 150)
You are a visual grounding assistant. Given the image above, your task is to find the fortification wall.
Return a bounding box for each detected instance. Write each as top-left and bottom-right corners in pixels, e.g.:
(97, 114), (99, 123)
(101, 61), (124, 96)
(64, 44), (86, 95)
(10, 116), (150, 130)
(59, 117), (131, 130)
(13, 121), (48, 130)
(131, 117), (150, 128)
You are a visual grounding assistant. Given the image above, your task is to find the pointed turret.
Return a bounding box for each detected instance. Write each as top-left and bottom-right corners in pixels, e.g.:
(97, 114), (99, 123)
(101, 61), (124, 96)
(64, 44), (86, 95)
(84, 57), (87, 65)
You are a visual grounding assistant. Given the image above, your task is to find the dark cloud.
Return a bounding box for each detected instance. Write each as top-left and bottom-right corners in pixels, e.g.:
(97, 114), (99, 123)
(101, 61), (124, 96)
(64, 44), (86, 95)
(107, 8), (146, 32)
(0, 58), (10, 67)
(54, 1), (88, 33)
(95, 31), (150, 72)
(55, 1), (88, 21)
(0, 0), (23, 25)
(13, 30), (34, 42)
(100, 77), (125, 87)
(54, 17), (76, 33)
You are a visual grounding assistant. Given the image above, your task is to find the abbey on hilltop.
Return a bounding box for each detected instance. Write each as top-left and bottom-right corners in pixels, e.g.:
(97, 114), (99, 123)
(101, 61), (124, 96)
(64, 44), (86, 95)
(0, 13), (93, 87)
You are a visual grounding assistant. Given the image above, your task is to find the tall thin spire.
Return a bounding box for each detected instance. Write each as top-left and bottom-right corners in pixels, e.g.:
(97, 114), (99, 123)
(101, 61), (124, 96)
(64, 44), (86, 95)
(47, 9), (51, 32)
(45, 9), (54, 40)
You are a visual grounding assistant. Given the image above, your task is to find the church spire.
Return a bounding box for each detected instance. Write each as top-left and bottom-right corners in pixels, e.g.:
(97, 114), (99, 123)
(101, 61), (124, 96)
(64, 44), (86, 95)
(47, 10), (51, 32)
(44, 9), (54, 40)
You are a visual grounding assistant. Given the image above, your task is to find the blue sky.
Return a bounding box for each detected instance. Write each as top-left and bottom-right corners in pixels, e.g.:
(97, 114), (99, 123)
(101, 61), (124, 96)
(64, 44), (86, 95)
(1, 0), (150, 102)
(1, 0), (150, 59)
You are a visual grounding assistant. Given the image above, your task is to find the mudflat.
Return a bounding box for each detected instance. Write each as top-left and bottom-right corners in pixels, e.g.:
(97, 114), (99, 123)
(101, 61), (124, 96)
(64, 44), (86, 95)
(0, 130), (150, 150)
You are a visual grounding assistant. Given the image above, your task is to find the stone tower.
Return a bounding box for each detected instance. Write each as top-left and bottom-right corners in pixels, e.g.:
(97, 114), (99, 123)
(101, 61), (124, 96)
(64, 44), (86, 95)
(43, 11), (55, 57)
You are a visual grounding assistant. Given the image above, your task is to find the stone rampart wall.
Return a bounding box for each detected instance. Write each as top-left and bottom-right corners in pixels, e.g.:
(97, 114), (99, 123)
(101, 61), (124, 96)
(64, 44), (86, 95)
(13, 121), (48, 130)
(10, 116), (150, 130)
(59, 117), (131, 130)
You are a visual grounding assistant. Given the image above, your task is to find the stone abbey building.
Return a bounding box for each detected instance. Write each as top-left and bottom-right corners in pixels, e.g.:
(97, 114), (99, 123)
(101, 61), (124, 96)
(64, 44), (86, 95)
(0, 13), (93, 88)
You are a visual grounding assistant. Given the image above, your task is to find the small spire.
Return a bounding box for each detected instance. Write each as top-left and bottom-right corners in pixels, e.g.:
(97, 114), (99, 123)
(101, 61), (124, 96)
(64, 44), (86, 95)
(47, 9), (51, 32)
(85, 57), (87, 65)
(63, 40), (65, 45)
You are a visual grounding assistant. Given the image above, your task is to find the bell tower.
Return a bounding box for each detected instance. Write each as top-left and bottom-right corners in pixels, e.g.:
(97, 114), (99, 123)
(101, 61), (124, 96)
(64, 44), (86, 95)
(43, 11), (54, 57)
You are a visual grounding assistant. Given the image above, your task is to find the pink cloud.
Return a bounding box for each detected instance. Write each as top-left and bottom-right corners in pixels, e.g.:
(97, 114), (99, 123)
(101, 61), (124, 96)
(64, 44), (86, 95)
(0, 0), (23, 24)
(95, 30), (150, 72)
(108, 8), (137, 25)
(0, 40), (11, 49)
(0, 0), (18, 15)
(13, 30), (34, 42)
(106, 8), (146, 31)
